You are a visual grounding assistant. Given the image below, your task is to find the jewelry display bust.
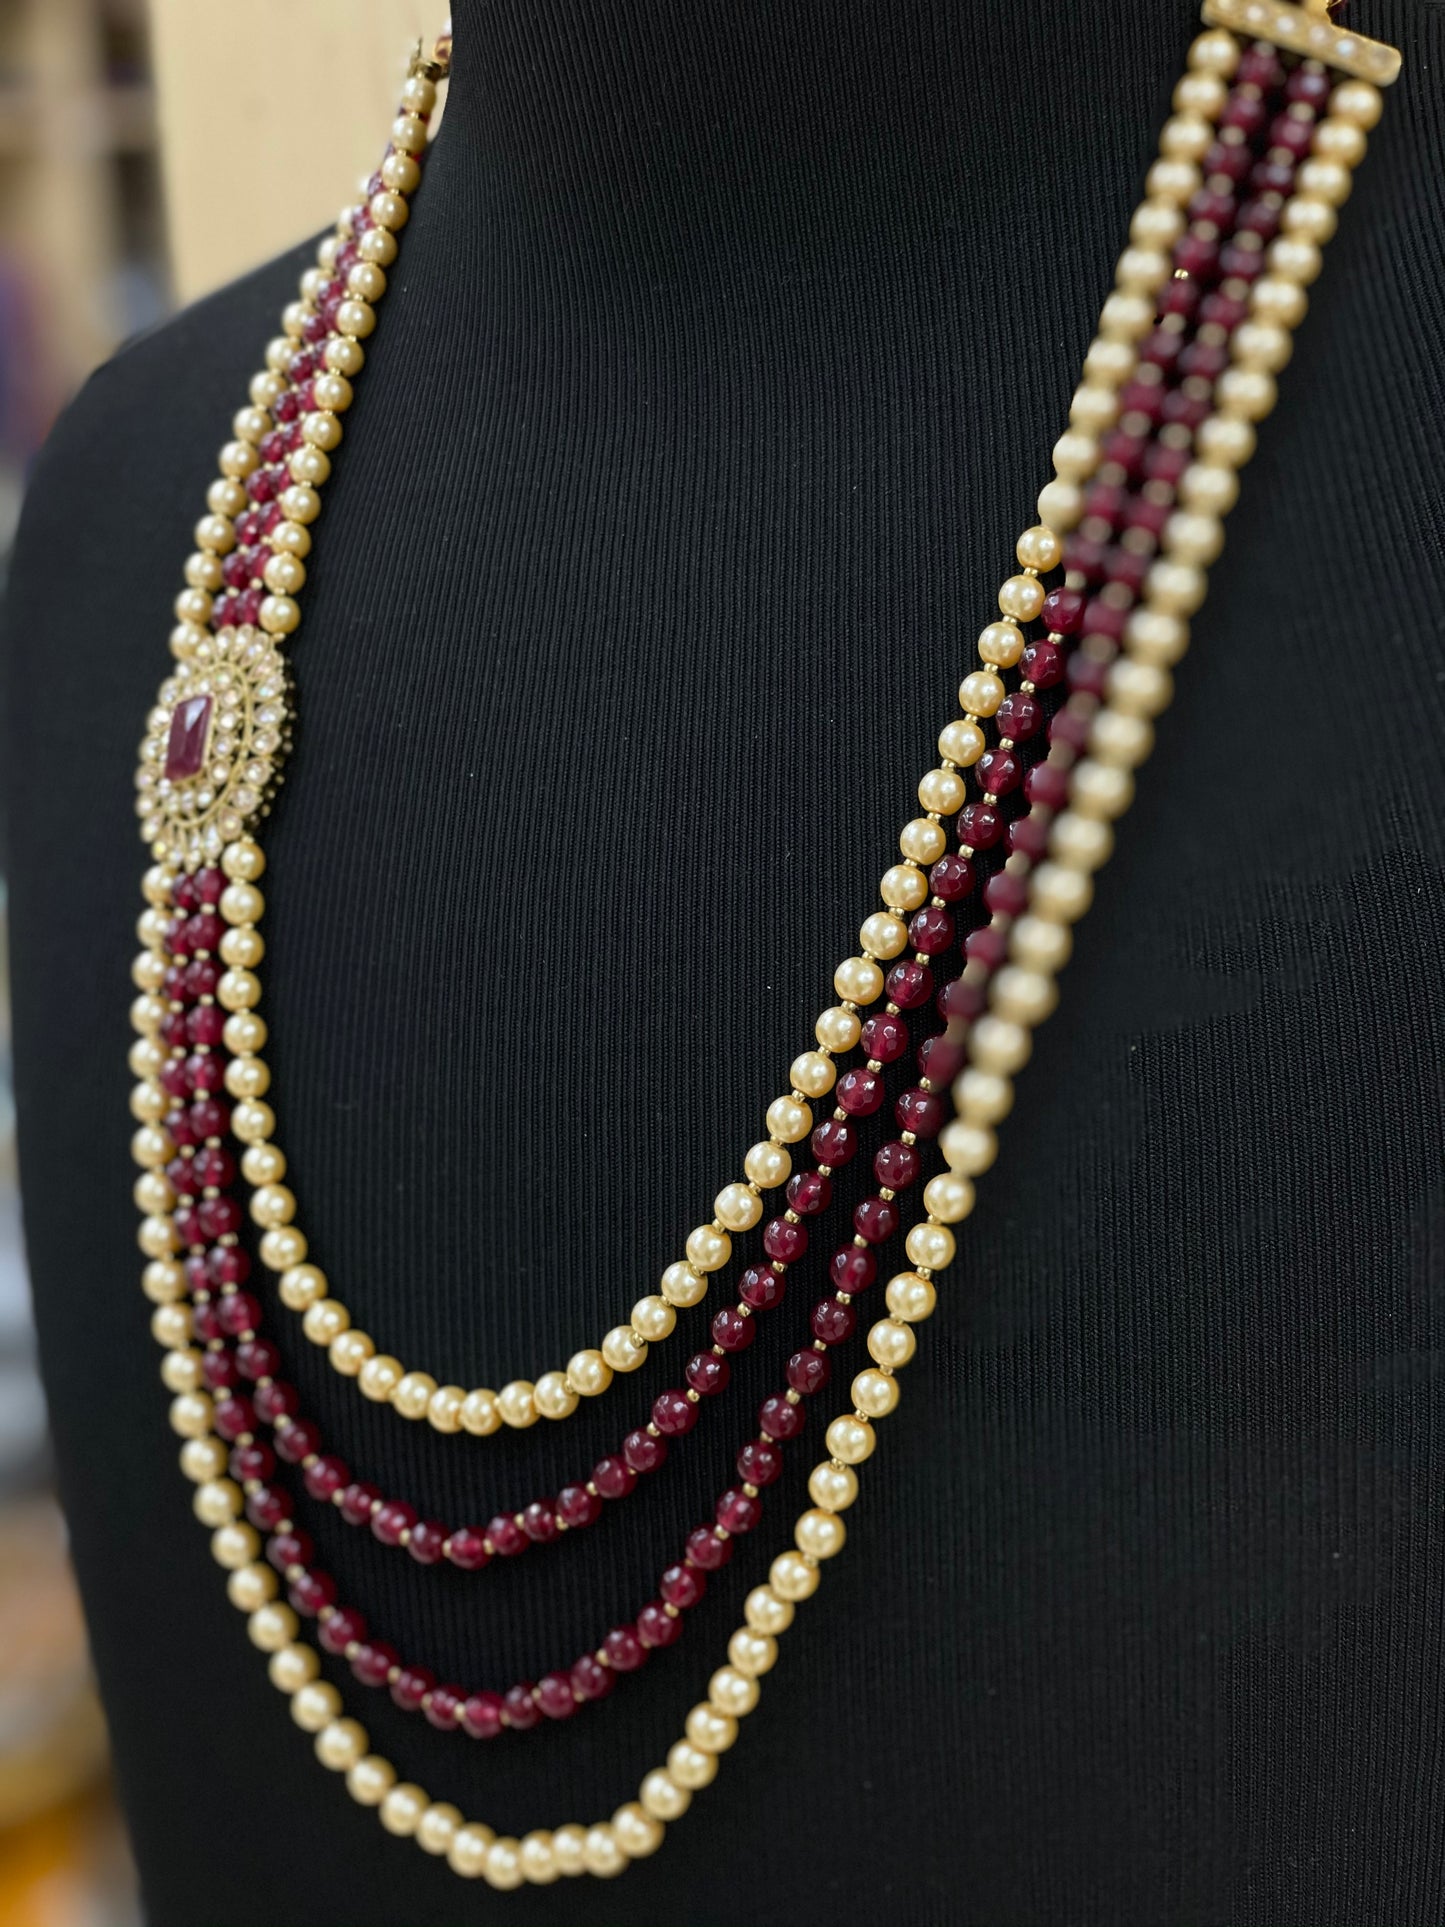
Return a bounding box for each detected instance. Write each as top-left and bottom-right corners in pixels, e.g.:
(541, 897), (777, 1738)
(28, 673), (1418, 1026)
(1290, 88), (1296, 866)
(4, 1), (1443, 1921)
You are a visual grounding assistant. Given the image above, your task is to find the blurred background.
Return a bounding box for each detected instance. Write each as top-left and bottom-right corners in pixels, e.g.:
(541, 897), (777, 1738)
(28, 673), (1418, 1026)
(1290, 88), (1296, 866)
(0, 3), (437, 1917)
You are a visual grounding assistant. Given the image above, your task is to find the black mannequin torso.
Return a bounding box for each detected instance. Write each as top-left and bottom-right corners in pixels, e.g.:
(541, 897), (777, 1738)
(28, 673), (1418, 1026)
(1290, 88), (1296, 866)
(5, 3), (1445, 1921)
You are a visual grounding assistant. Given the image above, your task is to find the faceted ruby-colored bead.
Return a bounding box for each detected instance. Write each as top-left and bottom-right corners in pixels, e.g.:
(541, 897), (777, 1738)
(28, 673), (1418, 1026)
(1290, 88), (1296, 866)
(1199, 290), (1249, 333)
(446, 1527), (491, 1570)
(460, 1689), (505, 1738)
(425, 1684), (465, 1731)
(201, 1349), (238, 1399)
(685, 1525), (734, 1570)
(964, 924), (1009, 973)
(786, 1349), (831, 1397)
(1063, 533), (1106, 582)
(164, 695), (214, 781)
(897, 1087), (945, 1137)
(1250, 156), (1297, 197)
(1049, 701), (1095, 752)
(288, 1569), (336, 1616)
(188, 1267), (220, 1312)
(875, 1138), (921, 1189)
(246, 465), (280, 503)
(763, 1216), (808, 1262)
(1143, 442), (1191, 487)
(212, 1396), (255, 1442)
(1218, 242), (1265, 283)
(995, 694), (1041, 746)
(320, 1606), (366, 1655)
(737, 1437), (783, 1488)
(929, 852), (975, 903)
(160, 1015), (190, 1054)
(189, 1098), (228, 1142)
(536, 1672), (578, 1719)
(233, 508), (265, 545)
(592, 1455), (636, 1500)
(886, 959), (933, 1009)
(237, 587), (265, 624)
(661, 1562), (706, 1609)
(1239, 42), (1285, 87)
(174, 1203), (206, 1249)
(983, 870), (1029, 919)
(277, 1416), (321, 1463)
(830, 1244), (876, 1294)
(161, 1058), (193, 1102)
(686, 1351), (730, 1396)
(288, 345), (323, 382)
(909, 905), (955, 955)
(1021, 640), (1064, 688)
(522, 1500), (560, 1543)
(1117, 378), (1167, 426)
(1102, 545), (1148, 593)
(557, 1484), (602, 1529)
(603, 1626), (647, 1672)
(712, 1305), (755, 1351)
(1180, 338), (1229, 381)
(1105, 428), (1152, 474)
(266, 1527), (310, 1571)
(371, 1499), (416, 1547)
(717, 1488), (762, 1534)
(1082, 480), (1125, 526)
(854, 1196), (899, 1243)
(253, 1380), (299, 1424)
(304, 1454), (348, 1501)
(759, 1391), (806, 1439)
(197, 1194), (241, 1240)
(860, 1011), (908, 1064)
(165, 1104), (196, 1146)
(1203, 139), (1252, 183)
(339, 1481), (382, 1526)
(787, 1170), (831, 1215)
(1220, 92), (1267, 137)
(486, 1513), (528, 1557)
(652, 1388), (698, 1435)
(738, 1265), (783, 1312)
(1187, 184), (1236, 228)
(1068, 652), (1113, 698)
(184, 958), (221, 1000)
(236, 1337), (280, 1380)
(837, 1067), (884, 1116)
(812, 1298), (855, 1344)
(408, 1519), (449, 1564)
(351, 1640), (398, 1688)
(976, 748), (1021, 798)
(569, 1656), (614, 1703)
(258, 430), (291, 466)
(810, 1118), (856, 1167)
(1158, 275), (1201, 320)
(390, 1667), (434, 1712)
(245, 1483), (287, 1531)
(230, 1439), (274, 1482)
(623, 1429), (668, 1475)
(938, 974), (987, 1022)
(1285, 65), (1330, 107)
(959, 804), (1002, 850)
(1268, 112), (1314, 160)
(637, 1602), (683, 1649)
(1235, 198), (1282, 243)
(190, 1144), (234, 1187)
(1041, 586), (1085, 634)
(1138, 328), (1183, 372)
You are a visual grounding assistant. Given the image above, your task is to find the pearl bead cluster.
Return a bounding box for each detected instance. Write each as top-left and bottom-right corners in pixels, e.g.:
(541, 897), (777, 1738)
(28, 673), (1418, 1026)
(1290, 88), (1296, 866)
(130, 20), (1394, 1889)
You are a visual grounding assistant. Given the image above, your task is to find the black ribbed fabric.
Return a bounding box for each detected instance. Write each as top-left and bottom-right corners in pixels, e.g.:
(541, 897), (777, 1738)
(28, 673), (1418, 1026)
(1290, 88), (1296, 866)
(5, 2), (1445, 1921)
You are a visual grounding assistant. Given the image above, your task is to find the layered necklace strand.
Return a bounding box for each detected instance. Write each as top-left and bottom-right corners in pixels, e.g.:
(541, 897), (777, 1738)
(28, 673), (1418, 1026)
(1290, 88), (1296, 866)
(128, 2), (1399, 1890)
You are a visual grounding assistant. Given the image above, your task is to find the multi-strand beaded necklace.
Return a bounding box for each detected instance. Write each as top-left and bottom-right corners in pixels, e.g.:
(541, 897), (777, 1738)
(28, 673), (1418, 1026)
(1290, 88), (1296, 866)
(127, 0), (1401, 1891)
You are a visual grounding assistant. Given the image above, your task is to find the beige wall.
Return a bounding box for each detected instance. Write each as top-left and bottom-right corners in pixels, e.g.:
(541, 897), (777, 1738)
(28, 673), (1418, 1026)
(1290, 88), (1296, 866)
(149, 1), (443, 304)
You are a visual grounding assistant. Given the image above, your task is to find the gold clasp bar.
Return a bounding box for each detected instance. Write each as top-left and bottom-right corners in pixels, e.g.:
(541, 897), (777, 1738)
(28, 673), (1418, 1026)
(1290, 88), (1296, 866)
(1201, 0), (1401, 83)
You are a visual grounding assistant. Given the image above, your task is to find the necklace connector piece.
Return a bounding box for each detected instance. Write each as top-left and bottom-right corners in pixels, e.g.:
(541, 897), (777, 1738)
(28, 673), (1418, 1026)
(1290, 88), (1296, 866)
(1201, 0), (1401, 84)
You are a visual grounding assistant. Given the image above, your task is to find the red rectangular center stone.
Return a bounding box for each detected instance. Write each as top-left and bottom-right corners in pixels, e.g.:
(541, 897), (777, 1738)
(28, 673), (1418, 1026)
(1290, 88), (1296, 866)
(164, 694), (213, 781)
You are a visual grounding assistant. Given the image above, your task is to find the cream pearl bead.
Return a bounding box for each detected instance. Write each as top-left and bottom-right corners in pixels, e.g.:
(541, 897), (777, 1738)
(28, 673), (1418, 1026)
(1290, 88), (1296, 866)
(869, 1316), (916, 1370)
(1177, 461), (1239, 517)
(640, 1770), (692, 1822)
(686, 1222), (732, 1269)
(1108, 658), (1173, 718)
(483, 1839), (525, 1890)
(239, 1136), (283, 1183)
(446, 1823), (493, 1879)
(938, 718), (984, 767)
(977, 620), (1025, 669)
(358, 1353), (402, 1402)
(1069, 383), (1118, 434)
(879, 864), (927, 912)
(400, 73), (438, 113)
(1051, 431), (1098, 481)
(790, 1051), (836, 1099)
(765, 1096), (813, 1143)
(168, 1391), (213, 1439)
(1070, 759), (1134, 821)
(180, 1436), (227, 1481)
(808, 1460), (859, 1512)
(834, 955), (884, 1004)
(991, 964), (1058, 1028)
(1314, 117), (1366, 168)
(279, 1263), (326, 1310)
(905, 1221), (956, 1271)
(212, 1522), (259, 1569)
(428, 1384), (466, 1432)
(248, 1602), (297, 1651)
(143, 1259), (186, 1304)
(770, 1548), (822, 1599)
(714, 1182), (762, 1231)
(1099, 289), (1155, 339)
(266, 1641), (316, 1692)
(346, 1755), (396, 1807)
(630, 1295), (676, 1342)
(583, 1826), (627, 1878)
(416, 1804), (463, 1856)
(666, 1741), (719, 1790)
(1232, 320), (1292, 376)
(1115, 246), (1171, 293)
(958, 669), (1004, 718)
(900, 816), (947, 864)
(132, 1126), (173, 1170)
(860, 911), (908, 959)
(1124, 605), (1189, 666)
(460, 1388), (502, 1434)
(917, 765), (966, 814)
(315, 1719), (368, 1771)
(250, 1181), (294, 1227)
(998, 573), (1045, 622)
(659, 1261), (708, 1307)
(135, 1170), (174, 1216)
(745, 1584), (795, 1635)
(708, 1665), (760, 1717)
(192, 1476), (241, 1524)
(728, 1627), (779, 1677)
(1015, 523), (1062, 571)
(825, 1414), (875, 1465)
(813, 1008), (860, 1054)
(1083, 336), (1137, 387)
(602, 1326), (648, 1372)
(885, 1271), (936, 1323)
(379, 1783), (428, 1837)
(1187, 27), (1238, 75)
(551, 1823), (589, 1874)
(612, 1802), (665, 1859)
(520, 1833), (560, 1884)
(923, 1170), (979, 1222)
(685, 1700), (738, 1752)
(1330, 80), (1382, 130)
(1010, 913), (1071, 974)
(1051, 811), (1113, 874)
(1031, 861), (1094, 924)
(796, 1507), (847, 1559)
(290, 1680), (342, 1732)
(1216, 368), (1277, 426)
(1173, 69), (1225, 116)
(852, 1367), (900, 1419)
(163, 1348), (203, 1394)
(970, 1014), (1032, 1075)
(533, 1370), (578, 1420)
(498, 1379), (540, 1425)
(1298, 158), (1351, 209)
(1145, 156), (1200, 206)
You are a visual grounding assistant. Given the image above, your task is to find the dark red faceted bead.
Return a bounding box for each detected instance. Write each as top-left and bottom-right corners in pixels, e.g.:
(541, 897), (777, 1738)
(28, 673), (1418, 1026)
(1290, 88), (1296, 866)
(810, 1118), (856, 1167)
(557, 1484), (602, 1529)
(236, 1336), (280, 1381)
(712, 1305), (755, 1351)
(592, 1455), (636, 1500)
(637, 1602), (683, 1649)
(1202, 138), (1252, 183)
(976, 748), (1021, 797)
(194, 868), (225, 904)
(1239, 42), (1285, 87)
(288, 1569), (336, 1616)
(929, 851), (975, 902)
(1143, 441), (1191, 487)
(837, 1067), (884, 1116)
(861, 1011), (909, 1063)
(686, 1351), (731, 1396)
(536, 1673), (578, 1719)
(230, 1439), (274, 1482)
(938, 974), (988, 1021)
(909, 905), (955, 955)
(236, 587), (265, 624)
(1063, 533), (1107, 581)
(188, 1097), (228, 1143)
(759, 1392), (806, 1439)
(1218, 241), (1266, 283)
(521, 1501), (560, 1544)
(1049, 701), (1095, 752)
(267, 1529), (312, 1569)
(339, 1481), (383, 1527)
(896, 1087), (946, 1137)
(886, 959), (933, 1009)
(461, 1690), (506, 1738)
(623, 1429), (668, 1475)
(717, 1488), (762, 1534)
(1199, 290), (1250, 332)
(964, 925), (1009, 972)
(685, 1525), (734, 1571)
(653, 1388), (699, 1436)
(983, 870), (1029, 919)
(995, 691), (1041, 743)
(253, 1380), (300, 1424)
(1187, 184), (1236, 228)
(371, 1499), (417, 1547)
(212, 1396), (256, 1442)
(190, 1289), (224, 1336)
(960, 803), (1003, 849)
(390, 1667), (435, 1713)
(202, 1349), (240, 1392)
(171, 874), (201, 912)
(661, 1562), (706, 1609)
(1082, 479), (1126, 526)
(1102, 545), (1149, 593)
(763, 1216), (808, 1263)
(1068, 652), (1113, 698)
(812, 1297), (856, 1344)
(1021, 640), (1065, 688)
(874, 1138), (921, 1189)
(1174, 232), (1221, 278)
(1219, 91), (1267, 137)
(603, 1626), (646, 1672)
(1235, 198), (1282, 243)
(787, 1170), (831, 1215)
(1179, 338), (1230, 381)
(408, 1519), (449, 1564)
(160, 1014), (190, 1052)
(160, 1059), (193, 1102)
(425, 1684), (465, 1731)
(1268, 112), (1315, 160)
(1042, 586), (1085, 634)
(830, 1244), (876, 1293)
(785, 1349), (831, 1398)
(304, 1455), (349, 1501)
(197, 1193), (242, 1239)
(446, 1527), (491, 1571)
(486, 1513), (528, 1557)
(569, 1656), (614, 1704)
(1286, 64), (1330, 106)
(737, 1438), (783, 1488)
(352, 1641), (399, 1689)
(1024, 760), (1068, 811)
(246, 1483), (288, 1530)
(190, 1143), (234, 1186)
(737, 1264), (783, 1315)
(854, 1196), (899, 1244)
(183, 952), (221, 994)
(320, 1606), (366, 1655)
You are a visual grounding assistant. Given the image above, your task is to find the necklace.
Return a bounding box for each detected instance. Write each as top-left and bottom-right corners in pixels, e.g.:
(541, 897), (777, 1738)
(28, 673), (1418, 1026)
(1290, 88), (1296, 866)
(128, 1), (1400, 1889)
